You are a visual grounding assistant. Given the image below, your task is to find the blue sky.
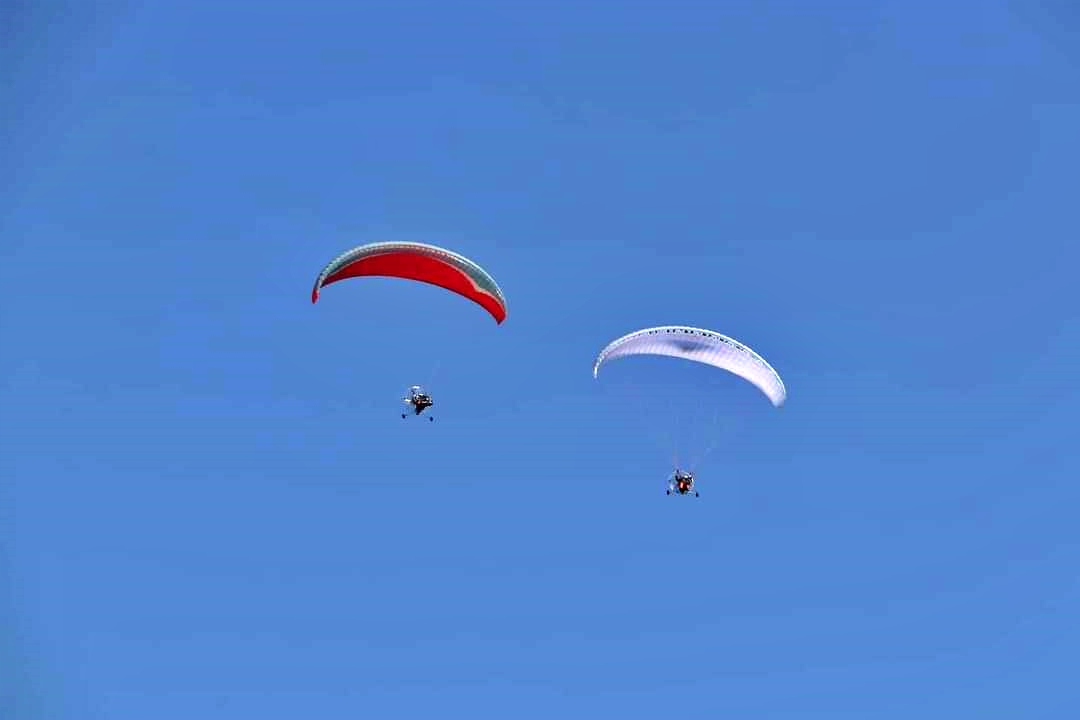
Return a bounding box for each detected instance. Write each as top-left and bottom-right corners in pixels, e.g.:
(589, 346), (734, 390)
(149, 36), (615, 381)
(3, 1), (1078, 717)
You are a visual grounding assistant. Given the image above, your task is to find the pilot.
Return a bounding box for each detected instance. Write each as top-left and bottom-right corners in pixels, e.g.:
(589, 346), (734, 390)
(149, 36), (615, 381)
(675, 472), (691, 493)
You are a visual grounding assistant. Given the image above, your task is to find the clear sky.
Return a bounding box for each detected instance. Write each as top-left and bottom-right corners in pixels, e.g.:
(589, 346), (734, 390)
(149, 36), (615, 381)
(3, 1), (1078, 717)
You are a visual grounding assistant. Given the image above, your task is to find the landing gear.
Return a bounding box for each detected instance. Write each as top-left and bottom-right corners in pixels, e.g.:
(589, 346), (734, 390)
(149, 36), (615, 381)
(402, 412), (435, 422)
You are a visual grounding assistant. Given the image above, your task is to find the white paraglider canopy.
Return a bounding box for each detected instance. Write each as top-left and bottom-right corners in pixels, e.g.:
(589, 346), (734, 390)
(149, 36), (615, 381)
(592, 325), (787, 407)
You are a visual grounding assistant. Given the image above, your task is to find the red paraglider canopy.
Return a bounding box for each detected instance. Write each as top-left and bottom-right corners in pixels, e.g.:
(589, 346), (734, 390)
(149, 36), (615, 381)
(311, 241), (508, 324)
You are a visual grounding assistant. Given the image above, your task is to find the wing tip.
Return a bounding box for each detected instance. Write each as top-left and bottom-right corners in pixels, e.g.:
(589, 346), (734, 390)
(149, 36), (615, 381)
(491, 298), (508, 324)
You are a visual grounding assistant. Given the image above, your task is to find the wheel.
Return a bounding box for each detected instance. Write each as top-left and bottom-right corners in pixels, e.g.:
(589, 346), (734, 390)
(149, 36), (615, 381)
(401, 413), (406, 419)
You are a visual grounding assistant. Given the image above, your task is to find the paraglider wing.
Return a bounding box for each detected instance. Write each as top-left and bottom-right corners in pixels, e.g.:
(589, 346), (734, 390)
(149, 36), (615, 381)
(592, 326), (787, 407)
(311, 241), (508, 324)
